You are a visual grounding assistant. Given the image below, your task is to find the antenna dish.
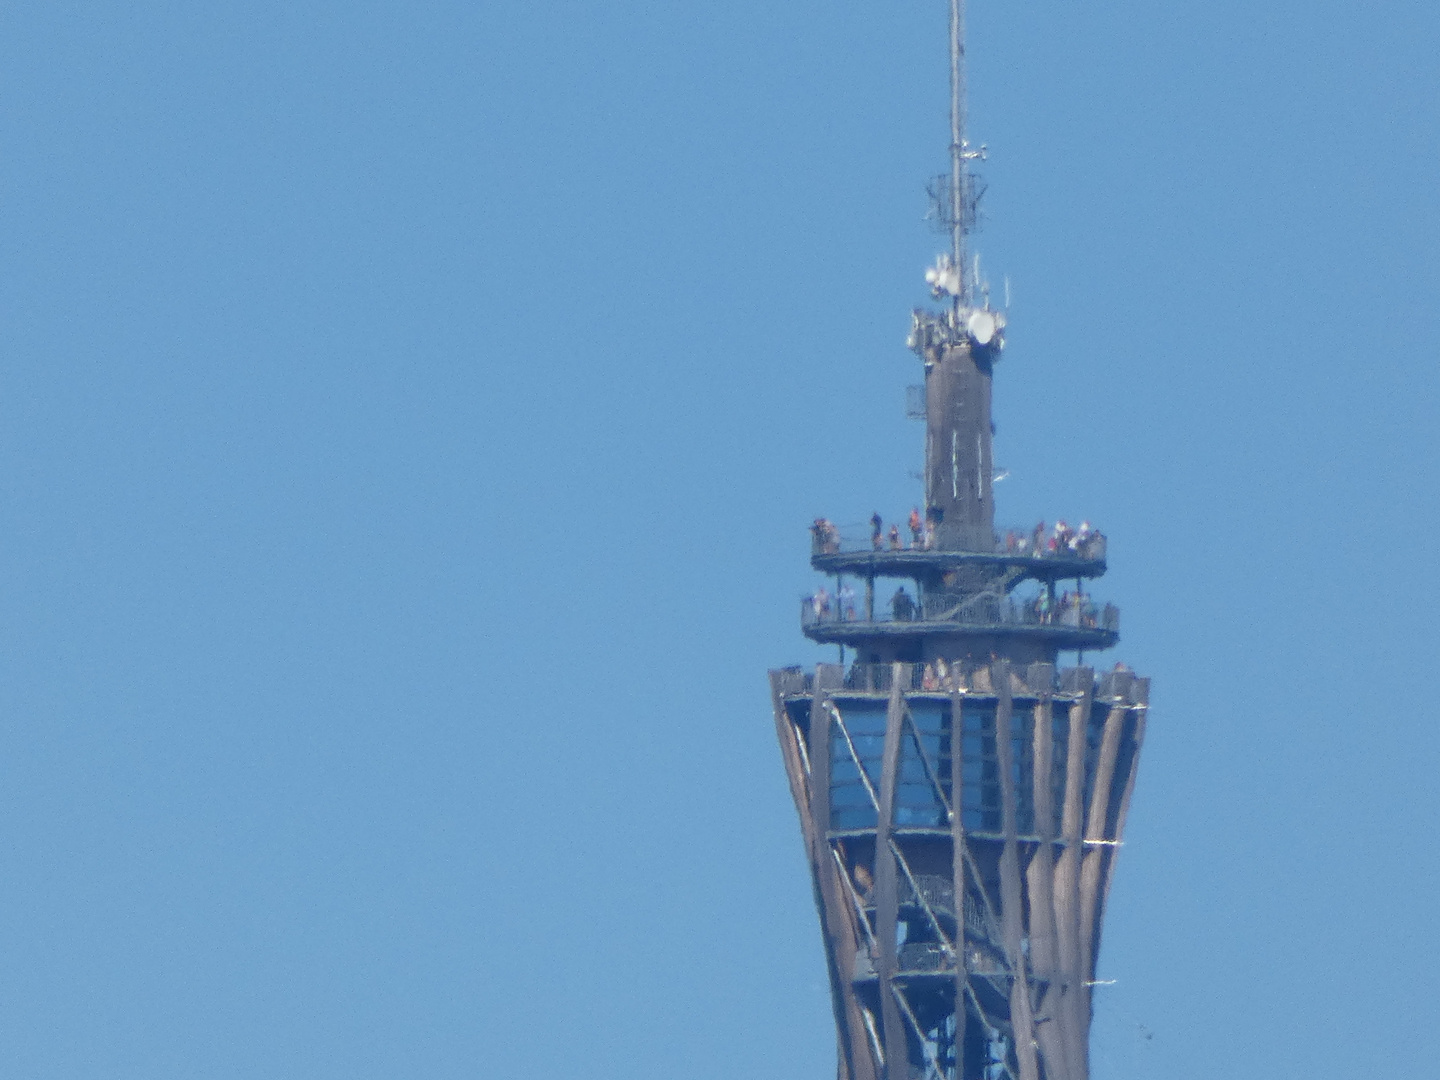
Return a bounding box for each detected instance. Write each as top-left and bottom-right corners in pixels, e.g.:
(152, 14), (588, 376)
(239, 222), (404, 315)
(926, 255), (962, 298)
(967, 309), (998, 346)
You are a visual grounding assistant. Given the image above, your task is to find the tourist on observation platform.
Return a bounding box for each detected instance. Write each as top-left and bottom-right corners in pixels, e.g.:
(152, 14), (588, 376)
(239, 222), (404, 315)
(839, 582), (856, 621)
(891, 586), (916, 622)
(812, 586), (830, 621)
(908, 507), (923, 548)
(889, 525), (902, 551)
(946, 659), (967, 691)
(871, 512), (883, 550)
(1031, 521), (1046, 556)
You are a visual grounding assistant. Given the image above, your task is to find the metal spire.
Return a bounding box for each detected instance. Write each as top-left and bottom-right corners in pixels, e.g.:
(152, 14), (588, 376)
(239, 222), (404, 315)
(950, 0), (967, 307)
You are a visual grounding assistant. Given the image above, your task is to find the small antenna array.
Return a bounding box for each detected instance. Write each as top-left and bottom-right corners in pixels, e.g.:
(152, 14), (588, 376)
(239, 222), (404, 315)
(909, 0), (1005, 359)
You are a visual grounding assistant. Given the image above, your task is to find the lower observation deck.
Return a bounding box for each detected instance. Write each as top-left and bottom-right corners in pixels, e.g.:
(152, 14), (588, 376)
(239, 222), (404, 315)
(802, 598), (1119, 652)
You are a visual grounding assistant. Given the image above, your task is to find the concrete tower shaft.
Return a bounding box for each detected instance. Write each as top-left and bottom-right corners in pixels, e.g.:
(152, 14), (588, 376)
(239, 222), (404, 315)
(925, 340), (995, 553)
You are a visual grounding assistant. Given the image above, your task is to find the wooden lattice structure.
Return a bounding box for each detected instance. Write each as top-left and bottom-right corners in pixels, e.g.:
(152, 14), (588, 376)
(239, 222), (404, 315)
(769, 661), (1147, 1080)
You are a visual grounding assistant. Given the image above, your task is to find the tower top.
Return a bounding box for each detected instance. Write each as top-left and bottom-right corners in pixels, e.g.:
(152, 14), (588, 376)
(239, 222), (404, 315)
(948, 0), (970, 304)
(921, 0), (994, 320)
(913, 0), (1004, 369)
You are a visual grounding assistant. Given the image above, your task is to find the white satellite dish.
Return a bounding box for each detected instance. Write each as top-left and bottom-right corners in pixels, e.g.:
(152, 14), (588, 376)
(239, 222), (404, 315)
(926, 256), (962, 297)
(967, 309), (997, 346)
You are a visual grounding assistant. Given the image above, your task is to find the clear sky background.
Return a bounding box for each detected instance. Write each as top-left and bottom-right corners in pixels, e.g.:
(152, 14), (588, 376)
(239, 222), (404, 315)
(1, 1), (1437, 1077)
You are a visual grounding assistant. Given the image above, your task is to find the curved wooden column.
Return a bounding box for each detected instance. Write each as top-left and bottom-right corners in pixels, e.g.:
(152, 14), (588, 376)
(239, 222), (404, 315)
(1053, 671), (1092, 1080)
(1078, 698), (1130, 1033)
(1024, 665), (1068, 1080)
(770, 670), (818, 886)
(808, 667), (877, 1080)
(874, 664), (910, 1078)
(992, 660), (1040, 1080)
(949, 683), (969, 1080)
(1082, 679), (1151, 1038)
(1098, 681), (1150, 919)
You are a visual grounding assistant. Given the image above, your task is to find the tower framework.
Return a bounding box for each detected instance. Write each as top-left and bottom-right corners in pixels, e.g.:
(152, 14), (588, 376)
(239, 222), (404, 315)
(769, 662), (1146, 1080)
(767, 5), (1149, 1079)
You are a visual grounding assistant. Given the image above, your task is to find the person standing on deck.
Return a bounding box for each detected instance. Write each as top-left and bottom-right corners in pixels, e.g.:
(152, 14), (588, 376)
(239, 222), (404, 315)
(891, 586), (916, 622)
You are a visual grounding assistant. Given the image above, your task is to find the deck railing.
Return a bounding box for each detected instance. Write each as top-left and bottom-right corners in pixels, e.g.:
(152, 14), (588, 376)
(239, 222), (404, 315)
(773, 662), (1145, 701)
(801, 594), (1119, 634)
(810, 520), (1107, 561)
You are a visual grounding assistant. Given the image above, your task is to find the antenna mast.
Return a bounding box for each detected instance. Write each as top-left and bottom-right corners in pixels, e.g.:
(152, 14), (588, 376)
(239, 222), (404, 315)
(949, 0), (967, 308)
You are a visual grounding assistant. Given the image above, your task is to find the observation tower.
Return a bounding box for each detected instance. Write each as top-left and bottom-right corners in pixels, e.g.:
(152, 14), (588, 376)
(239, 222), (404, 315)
(767, 5), (1150, 1080)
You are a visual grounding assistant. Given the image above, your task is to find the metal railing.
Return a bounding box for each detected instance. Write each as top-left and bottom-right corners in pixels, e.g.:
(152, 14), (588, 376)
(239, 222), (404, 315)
(897, 941), (954, 974)
(802, 593), (1119, 633)
(810, 520), (1107, 561)
(900, 874), (956, 918)
(775, 662), (1145, 702)
(840, 661), (1009, 693)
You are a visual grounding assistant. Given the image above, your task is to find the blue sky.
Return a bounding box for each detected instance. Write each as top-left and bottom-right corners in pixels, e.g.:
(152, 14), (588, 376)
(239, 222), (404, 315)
(1, 1), (1438, 1077)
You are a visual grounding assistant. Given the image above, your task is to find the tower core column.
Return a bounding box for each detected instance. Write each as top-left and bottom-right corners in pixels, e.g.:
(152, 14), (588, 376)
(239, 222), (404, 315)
(925, 339), (994, 553)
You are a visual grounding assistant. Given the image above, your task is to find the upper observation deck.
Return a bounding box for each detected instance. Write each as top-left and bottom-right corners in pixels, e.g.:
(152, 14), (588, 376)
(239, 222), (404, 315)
(810, 518), (1108, 582)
